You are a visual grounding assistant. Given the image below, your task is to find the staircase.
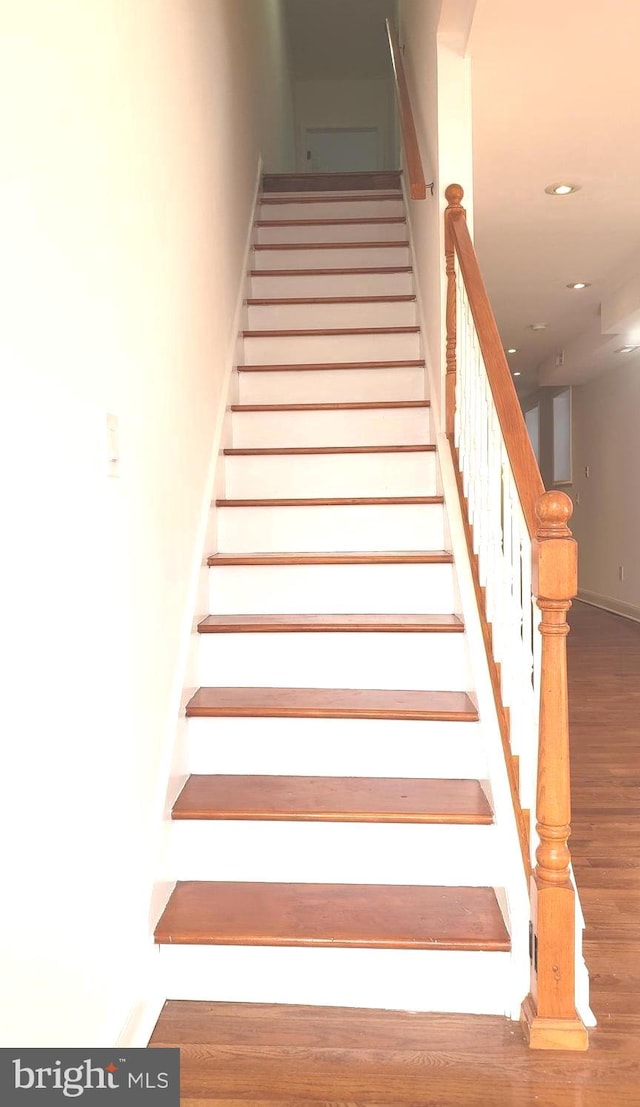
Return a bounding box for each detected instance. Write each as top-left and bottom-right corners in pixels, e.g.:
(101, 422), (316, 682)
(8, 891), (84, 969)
(154, 171), (519, 1017)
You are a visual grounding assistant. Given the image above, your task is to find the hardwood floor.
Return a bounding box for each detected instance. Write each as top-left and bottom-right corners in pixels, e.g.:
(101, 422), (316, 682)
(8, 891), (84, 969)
(150, 600), (640, 1105)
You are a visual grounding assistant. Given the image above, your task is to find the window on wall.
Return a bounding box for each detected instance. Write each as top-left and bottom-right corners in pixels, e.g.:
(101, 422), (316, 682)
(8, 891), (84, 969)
(552, 388), (572, 484)
(524, 405), (540, 464)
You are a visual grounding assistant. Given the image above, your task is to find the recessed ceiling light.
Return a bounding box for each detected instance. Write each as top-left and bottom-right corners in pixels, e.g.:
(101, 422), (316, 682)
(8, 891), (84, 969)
(507, 347), (518, 354)
(529, 323), (548, 331)
(567, 281), (591, 290)
(545, 183), (580, 195)
(513, 371), (522, 377)
(616, 345), (640, 354)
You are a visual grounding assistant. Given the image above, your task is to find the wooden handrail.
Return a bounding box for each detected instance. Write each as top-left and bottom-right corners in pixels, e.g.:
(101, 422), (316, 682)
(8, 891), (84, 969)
(385, 20), (429, 201)
(444, 185), (543, 536)
(444, 183), (588, 1051)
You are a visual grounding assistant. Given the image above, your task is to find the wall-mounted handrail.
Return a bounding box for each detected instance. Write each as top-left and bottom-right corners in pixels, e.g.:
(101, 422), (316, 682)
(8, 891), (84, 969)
(385, 20), (430, 201)
(444, 183), (588, 1052)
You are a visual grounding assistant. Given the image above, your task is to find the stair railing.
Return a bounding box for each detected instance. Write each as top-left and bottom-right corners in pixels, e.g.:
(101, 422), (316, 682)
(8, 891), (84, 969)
(385, 20), (432, 200)
(444, 184), (588, 1051)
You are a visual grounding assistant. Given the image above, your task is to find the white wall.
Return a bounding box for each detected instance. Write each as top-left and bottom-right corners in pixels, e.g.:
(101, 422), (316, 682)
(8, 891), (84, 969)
(398, 0), (475, 426)
(258, 0), (297, 171)
(570, 362), (640, 620)
(293, 78), (396, 171)
(0, 0), (293, 1047)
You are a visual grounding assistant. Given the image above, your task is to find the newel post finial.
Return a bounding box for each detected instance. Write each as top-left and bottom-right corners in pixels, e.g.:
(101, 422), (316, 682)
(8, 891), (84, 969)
(445, 182), (465, 210)
(521, 487), (588, 1051)
(444, 185), (465, 438)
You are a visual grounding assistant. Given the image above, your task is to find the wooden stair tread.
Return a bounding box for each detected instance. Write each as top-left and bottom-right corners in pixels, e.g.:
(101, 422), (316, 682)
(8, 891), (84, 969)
(254, 241), (409, 251)
(231, 400), (430, 412)
(224, 445), (435, 456)
(154, 882), (509, 950)
(237, 359), (425, 372)
(247, 295), (416, 305)
(215, 496), (443, 508)
(261, 193), (403, 204)
(172, 775), (492, 824)
(207, 550), (453, 566)
(197, 613), (464, 633)
(257, 217), (407, 227)
(262, 172), (402, 193)
(185, 687), (478, 721)
(243, 326), (419, 338)
(251, 267), (412, 277)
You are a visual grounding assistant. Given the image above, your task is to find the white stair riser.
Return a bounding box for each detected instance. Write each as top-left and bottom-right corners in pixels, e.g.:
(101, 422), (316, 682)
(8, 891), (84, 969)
(259, 199), (405, 220)
(253, 245), (410, 271)
(223, 451), (437, 498)
(208, 562), (456, 614)
(238, 366), (425, 405)
(242, 331), (420, 366)
(198, 631), (468, 690)
(157, 944), (511, 1015)
(247, 300), (416, 330)
(188, 717), (485, 777)
(216, 503), (445, 553)
(231, 407), (432, 447)
(257, 222), (408, 244)
(168, 823), (501, 885)
(251, 271), (414, 298)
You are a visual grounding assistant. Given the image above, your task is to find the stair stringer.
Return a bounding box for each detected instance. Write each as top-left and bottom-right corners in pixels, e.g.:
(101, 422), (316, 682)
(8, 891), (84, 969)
(436, 431), (531, 1018)
(402, 183), (592, 1025)
(116, 161), (265, 1049)
(401, 181), (529, 1018)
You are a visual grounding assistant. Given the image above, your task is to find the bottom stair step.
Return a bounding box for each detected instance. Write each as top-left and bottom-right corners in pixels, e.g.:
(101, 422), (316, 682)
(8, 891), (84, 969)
(154, 882), (510, 951)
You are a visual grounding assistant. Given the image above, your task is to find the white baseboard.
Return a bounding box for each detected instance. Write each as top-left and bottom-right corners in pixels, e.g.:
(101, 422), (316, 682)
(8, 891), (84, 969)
(147, 154), (264, 932)
(116, 994), (166, 1048)
(577, 590), (640, 624)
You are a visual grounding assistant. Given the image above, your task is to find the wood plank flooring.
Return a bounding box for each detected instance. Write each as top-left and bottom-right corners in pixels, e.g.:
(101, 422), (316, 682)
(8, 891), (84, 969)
(150, 600), (640, 1104)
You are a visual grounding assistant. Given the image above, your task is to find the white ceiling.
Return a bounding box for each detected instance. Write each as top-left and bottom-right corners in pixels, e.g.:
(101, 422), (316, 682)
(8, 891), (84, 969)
(467, 0), (640, 392)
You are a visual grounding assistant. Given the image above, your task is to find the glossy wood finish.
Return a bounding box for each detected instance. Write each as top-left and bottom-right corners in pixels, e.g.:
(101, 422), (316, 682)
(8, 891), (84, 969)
(444, 184), (582, 1045)
(444, 185), (460, 438)
(385, 21), (428, 200)
(522, 493), (586, 1048)
(207, 550), (453, 567)
(444, 185), (544, 538)
(151, 604), (640, 1099)
(154, 882), (509, 950)
(215, 495), (442, 508)
(238, 359), (425, 372)
(250, 265), (412, 277)
(185, 687), (478, 722)
(256, 217), (407, 228)
(171, 775), (492, 824)
(261, 192), (403, 205)
(230, 400), (430, 412)
(254, 241), (409, 252)
(242, 326), (419, 338)
(246, 294), (416, 306)
(197, 613), (464, 634)
(224, 444), (435, 456)
(261, 172), (402, 193)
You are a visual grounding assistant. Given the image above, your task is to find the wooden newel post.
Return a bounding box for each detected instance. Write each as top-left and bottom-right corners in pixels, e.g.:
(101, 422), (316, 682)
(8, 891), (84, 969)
(521, 490), (588, 1051)
(444, 184), (465, 439)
